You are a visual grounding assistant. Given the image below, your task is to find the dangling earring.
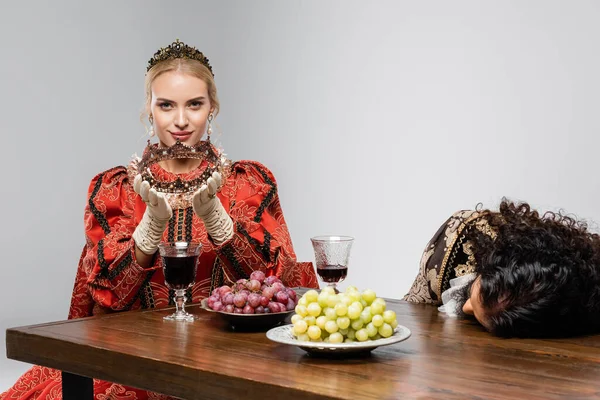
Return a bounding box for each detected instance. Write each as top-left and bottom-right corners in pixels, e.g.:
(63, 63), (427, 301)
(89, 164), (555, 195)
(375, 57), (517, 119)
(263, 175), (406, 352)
(207, 113), (214, 141)
(148, 115), (155, 137)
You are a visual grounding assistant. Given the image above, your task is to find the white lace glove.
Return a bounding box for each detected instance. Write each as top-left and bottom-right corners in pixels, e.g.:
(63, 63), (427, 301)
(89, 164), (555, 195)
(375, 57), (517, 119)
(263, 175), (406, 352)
(192, 172), (233, 246)
(132, 174), (173, 255)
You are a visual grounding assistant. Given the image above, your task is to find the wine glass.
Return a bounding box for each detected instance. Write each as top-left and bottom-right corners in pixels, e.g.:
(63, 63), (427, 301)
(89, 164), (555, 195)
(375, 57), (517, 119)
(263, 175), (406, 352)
(310, 236), (354, 293)
(158, 241), (202, 322)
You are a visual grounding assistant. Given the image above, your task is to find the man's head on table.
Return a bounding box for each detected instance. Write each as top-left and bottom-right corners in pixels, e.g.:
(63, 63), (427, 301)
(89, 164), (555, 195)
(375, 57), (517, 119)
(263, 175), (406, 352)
(450, 201), (600, 338)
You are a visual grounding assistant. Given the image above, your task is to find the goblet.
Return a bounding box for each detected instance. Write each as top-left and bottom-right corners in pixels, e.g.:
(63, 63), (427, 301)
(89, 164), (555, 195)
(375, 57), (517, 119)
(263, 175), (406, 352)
(159, 241), (202, 321)
(310, 236), (354, 293)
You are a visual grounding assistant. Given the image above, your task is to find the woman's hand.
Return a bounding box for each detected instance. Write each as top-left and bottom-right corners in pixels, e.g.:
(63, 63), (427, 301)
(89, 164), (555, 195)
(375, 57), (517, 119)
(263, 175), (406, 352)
(133, 174), (173, 221)
(132, 174), (173, 258)
(192, 171), (222, 216)
(192, 171), (234, 245)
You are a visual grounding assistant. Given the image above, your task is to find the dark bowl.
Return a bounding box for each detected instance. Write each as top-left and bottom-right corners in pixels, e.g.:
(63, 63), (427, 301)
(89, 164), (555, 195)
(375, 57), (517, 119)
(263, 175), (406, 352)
(201, 298), (294, 331)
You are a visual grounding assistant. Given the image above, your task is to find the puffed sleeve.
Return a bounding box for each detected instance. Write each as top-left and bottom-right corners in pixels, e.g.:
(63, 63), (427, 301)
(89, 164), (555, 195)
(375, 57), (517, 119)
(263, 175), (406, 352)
(403, 210), (492, 304)
(213, 161), (318, 288)
(78, 166), (161, 313)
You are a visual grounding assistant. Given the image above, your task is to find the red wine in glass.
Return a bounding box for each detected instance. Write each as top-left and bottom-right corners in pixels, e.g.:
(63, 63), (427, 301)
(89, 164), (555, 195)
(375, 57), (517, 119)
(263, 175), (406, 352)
(158, 242), (202, 322)
(316, 264), (348, 283)
(311, 235), (354, 294)
(163, 256), (197, 290)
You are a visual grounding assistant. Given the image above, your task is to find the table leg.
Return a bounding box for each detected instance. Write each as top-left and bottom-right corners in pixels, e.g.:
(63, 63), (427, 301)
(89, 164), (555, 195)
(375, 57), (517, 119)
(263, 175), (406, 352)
(62, 371), (93, 400)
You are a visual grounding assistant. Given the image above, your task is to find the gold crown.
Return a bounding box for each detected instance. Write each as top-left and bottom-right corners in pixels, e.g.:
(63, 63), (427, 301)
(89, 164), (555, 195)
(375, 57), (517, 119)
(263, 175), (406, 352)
(137, 139), (231, 196)
(147, 39), (214, 76)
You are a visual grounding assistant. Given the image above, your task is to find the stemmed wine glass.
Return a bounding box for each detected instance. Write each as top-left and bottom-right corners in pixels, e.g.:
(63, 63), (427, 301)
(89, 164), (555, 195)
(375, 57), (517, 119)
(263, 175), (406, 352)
(310, 236), (354, 293)
(158, 241), (202, 322)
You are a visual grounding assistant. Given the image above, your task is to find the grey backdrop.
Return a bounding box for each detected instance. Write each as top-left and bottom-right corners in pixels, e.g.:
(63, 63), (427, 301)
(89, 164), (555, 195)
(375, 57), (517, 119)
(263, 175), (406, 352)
(2, 0), (600, 389)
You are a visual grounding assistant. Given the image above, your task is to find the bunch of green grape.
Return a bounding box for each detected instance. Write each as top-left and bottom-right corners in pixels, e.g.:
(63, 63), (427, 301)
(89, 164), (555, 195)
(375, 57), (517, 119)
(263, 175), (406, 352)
(291, 286), (398, 343)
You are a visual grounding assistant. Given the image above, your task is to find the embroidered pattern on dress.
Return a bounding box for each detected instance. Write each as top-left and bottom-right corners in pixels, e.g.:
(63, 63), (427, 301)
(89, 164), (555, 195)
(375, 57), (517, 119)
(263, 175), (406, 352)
(176, 208), (184, 241)
(454, 239), (476, 277)
(209, 258), (223, 294)
(237, 222), (271, 262)
(167, 213), (176, 243)
(403, 245), (436, 304)
(88, 173), (111, 235)
(474, 216), (498, 239)
(124, 270), (156, 310)
(437, 212), (482, 297)
(184, 207), (193, 242)
(220, 243), (249, 279)
(253, 165), (276, 223)
(102, 252), (133, 281)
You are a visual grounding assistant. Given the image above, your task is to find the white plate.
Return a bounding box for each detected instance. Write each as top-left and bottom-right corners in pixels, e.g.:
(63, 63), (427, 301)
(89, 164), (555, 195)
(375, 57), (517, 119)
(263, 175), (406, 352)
(266, 324), (411, 355)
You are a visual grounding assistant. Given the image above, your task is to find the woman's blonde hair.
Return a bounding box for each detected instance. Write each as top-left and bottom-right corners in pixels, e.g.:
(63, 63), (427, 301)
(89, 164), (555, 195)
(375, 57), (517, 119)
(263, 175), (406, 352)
(143, 58), (219, 121)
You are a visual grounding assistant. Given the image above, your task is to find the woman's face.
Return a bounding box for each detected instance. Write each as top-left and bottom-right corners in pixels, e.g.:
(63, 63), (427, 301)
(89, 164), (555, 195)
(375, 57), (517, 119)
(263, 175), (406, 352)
(150, 71), (212, 147)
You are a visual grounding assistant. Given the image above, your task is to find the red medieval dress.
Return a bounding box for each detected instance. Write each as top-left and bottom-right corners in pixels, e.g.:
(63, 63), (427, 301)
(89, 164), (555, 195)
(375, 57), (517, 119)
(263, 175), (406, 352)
(1, 152), (318, 399)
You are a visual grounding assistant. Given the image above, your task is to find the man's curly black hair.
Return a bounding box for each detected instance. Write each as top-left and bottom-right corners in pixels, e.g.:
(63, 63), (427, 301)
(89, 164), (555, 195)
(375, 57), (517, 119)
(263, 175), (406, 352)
(468, 199), (600, 338)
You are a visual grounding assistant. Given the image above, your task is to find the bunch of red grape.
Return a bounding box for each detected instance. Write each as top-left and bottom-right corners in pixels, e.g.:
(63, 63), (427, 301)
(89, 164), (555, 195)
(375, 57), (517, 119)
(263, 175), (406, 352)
(206, 270), (298, 314)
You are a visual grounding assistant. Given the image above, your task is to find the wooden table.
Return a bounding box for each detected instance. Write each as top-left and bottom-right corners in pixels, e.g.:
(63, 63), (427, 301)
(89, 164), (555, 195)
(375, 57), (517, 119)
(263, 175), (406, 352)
(6, 291), (600, 399)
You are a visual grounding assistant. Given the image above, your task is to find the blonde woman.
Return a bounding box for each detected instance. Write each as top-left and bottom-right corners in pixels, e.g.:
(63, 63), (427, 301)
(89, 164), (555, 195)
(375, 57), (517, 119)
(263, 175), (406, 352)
(2, 39), (317, 399)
